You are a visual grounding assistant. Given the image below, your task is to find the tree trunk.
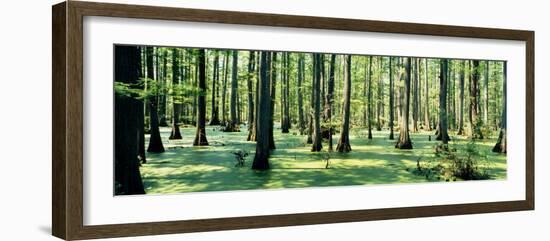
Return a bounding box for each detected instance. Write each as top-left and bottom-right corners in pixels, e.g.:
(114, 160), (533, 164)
(181, 52), (189, 122)
(336, 55), (352, 152)
(114, 45), (145, 195)
(192, 63), (198, 125)
(280, 57), (285, 128)
(193, 49), (209, 146)
(154, 48), (161, 124)
(493, 62), (507, 153)
(224, 50), (240, 132)
(285, 53), (291, 131)
(412, 58), (419, 132)
(311, 53), (323, 152)
(251, 53), (260, 142)
(237, 86), (242, 124)
(268, 53), (277, 149)
(418, 58), (423, 129)
(138, 48), (147, 163)
(457, 61), (466, 135)
(169, 48), (182, 140)
(297, 54), (306, 135)
(395, 57), (413, 149)
(143, 51), (150, 122)
(436, 59), (450, 143)
(247, 51), (256, 141)
(493, 64), (499, 130)
(376, 57), (382, 131)
(159, 49), (168, 127)
(389, 57), (395, 140)
(367, 56), (373, 139)
(146, 47), (165, 153)
(221, 51), (229, 125)
(252, 51), (272, 170)
(306, 54), (314, 144)
(470, 60), (483, 139)
(484, 61), (490, 124)
(147, 98), (165, 152)
(320, 55), (326, 115)
(281, 53), (291, 133)
(326, 54), (336, 151)
(447, 60), (456, 129)
(209, 50), (221, 125)
(424, 59), (431, 130)
(363, 61), (368, 127)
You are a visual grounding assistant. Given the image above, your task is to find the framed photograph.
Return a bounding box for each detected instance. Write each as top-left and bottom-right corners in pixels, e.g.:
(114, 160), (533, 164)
(52, 1), (534, 240)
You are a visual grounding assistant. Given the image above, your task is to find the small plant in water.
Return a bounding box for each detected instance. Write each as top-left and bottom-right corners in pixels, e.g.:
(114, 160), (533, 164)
(231, 149), (249, 167)
(322, 152), (331, 169)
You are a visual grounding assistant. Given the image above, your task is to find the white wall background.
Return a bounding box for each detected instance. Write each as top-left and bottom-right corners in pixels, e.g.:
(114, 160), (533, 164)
(0, 0), (547, 240)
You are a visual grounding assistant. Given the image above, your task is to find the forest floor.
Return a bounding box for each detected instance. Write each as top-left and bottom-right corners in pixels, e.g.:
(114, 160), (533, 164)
(140, 124), (507, 194)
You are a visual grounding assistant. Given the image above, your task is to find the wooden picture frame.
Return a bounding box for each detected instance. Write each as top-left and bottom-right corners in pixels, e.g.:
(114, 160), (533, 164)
(52, 1), (534, 240)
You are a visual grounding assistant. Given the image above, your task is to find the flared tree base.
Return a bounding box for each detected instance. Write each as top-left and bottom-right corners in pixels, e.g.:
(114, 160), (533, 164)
(311, 142), (323, 152)
(247, 131), (256, 142)
(193, 129), (209, 146)
(169, 126), (182, 140)
(492, 129), (506, 153)
(147, 142), (165, 153)
(209, 118), (221, 126)
(395, 140), (413, 149)
(252, 152), (270, 170)
(336, 142), (351, 153)
(492, 142), (506, 153)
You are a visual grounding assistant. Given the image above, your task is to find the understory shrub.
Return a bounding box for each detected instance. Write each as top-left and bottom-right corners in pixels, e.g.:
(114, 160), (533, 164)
(410, 140), (491, 181)
(231, 150), (249, 167)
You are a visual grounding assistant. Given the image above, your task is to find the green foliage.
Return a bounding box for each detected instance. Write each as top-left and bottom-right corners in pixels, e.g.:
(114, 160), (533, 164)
(171, 81), (203, 104)
(115, 77), (202, 105)
(115, 77), (163, 99)
(411, 140), (492, 181)
(114, 80), (145, 99)
(231, 149), (249, 168)
(454, 140), (491, 180)
(409, 157), (445, 181)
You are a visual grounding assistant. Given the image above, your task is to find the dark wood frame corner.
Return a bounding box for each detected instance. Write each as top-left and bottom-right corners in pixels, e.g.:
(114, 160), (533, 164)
(52, 1), (534, 240)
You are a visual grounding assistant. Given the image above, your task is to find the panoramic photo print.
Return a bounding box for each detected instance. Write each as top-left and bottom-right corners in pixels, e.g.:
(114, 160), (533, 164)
(114, 45), (507, 195)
